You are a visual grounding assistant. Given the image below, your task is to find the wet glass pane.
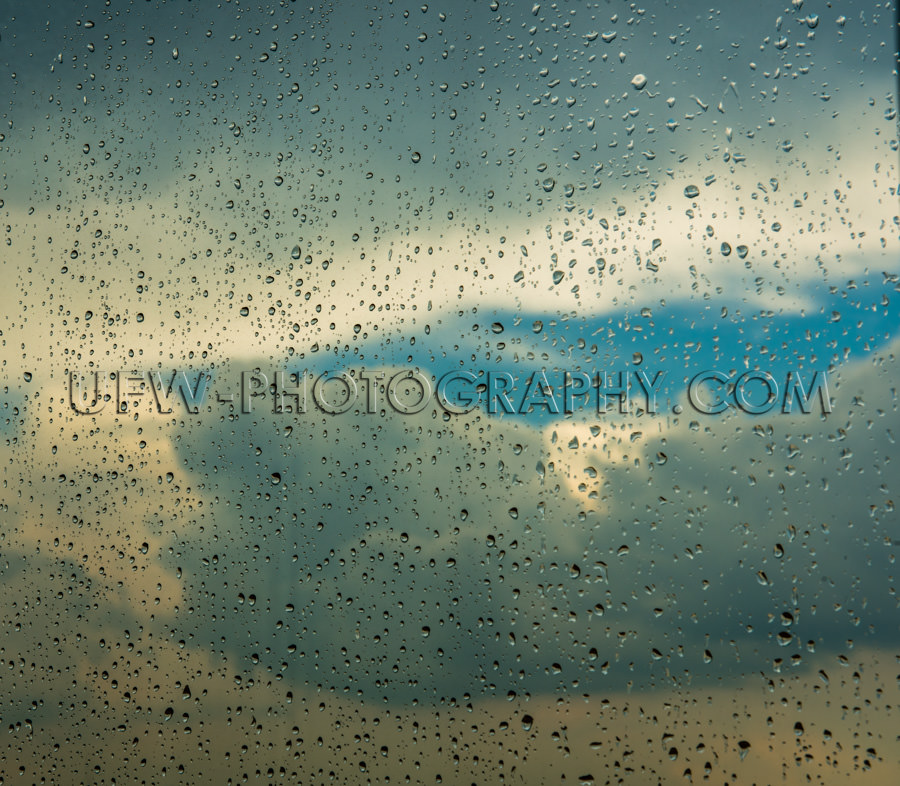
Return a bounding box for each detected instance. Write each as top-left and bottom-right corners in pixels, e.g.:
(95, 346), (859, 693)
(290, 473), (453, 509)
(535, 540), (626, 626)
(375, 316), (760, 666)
(2, 1), (898, 782)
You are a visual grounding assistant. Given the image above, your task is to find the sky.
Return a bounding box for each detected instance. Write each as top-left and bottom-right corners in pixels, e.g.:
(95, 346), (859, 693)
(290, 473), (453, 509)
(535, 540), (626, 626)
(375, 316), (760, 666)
(0, 1), (898, 783)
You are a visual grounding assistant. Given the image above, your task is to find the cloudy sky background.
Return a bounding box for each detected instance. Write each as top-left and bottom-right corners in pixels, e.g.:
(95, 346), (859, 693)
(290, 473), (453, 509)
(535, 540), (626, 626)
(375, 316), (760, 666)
(1, 1), (898, 782)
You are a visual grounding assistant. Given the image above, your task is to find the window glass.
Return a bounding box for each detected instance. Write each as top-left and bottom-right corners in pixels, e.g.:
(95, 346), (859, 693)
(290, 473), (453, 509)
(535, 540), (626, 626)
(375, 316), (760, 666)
(2, 2), (897, 782)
